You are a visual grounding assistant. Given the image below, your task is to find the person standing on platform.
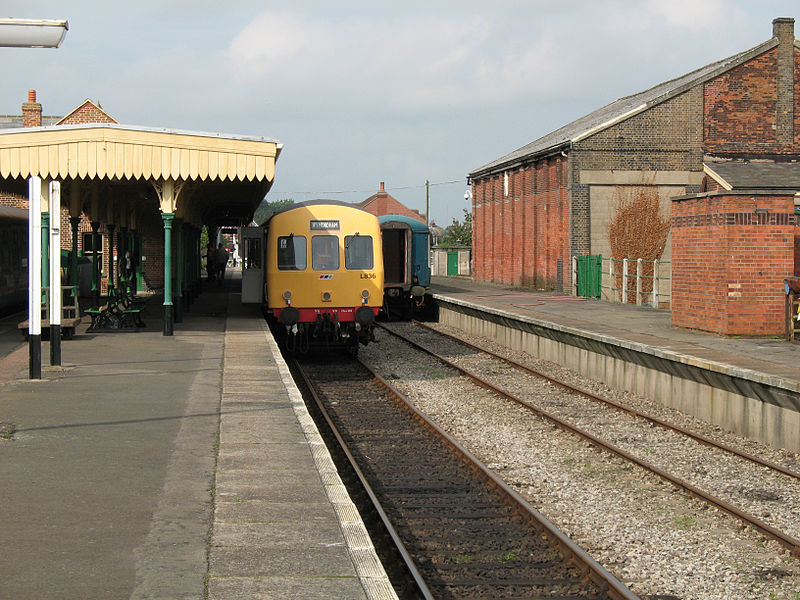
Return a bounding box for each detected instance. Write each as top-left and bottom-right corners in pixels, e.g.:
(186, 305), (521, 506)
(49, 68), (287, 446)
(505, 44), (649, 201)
(206, 244), (217, 282)
(216, 243), (229, 283)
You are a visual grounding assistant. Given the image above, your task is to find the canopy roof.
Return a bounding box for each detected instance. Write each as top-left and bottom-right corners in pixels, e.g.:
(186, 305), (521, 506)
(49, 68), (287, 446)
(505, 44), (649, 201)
(0, 123), (283, 226)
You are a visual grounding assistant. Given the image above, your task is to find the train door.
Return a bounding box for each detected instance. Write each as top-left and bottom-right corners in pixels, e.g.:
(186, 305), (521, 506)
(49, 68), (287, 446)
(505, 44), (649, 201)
(382, 228), (407, 285)
(240, 227), (265, 303)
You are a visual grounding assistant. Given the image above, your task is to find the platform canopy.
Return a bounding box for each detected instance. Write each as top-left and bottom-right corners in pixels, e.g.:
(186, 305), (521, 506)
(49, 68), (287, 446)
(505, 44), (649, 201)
(0, 123), (282, 226)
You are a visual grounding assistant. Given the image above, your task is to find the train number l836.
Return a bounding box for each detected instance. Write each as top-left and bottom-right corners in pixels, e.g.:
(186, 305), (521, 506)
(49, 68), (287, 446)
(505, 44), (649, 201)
(360, 272), (376, 279)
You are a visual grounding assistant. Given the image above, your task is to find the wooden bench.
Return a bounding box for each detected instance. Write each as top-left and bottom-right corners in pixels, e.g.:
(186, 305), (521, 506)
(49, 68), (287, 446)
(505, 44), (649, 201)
(18, 286), (82, 340)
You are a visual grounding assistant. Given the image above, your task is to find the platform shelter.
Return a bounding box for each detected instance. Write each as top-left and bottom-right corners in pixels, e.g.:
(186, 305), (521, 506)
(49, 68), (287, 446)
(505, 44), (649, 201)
(0, 122), (282, 334)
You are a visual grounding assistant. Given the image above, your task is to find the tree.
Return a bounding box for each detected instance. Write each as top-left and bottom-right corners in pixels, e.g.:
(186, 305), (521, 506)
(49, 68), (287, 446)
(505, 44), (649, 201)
(253, 198), (294, 225)
(440, 209), (472, 246)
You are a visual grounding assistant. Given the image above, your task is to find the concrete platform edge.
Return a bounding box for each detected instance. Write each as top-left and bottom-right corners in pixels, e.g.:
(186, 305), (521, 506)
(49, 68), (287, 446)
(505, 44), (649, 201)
(261, 320), (398, 600)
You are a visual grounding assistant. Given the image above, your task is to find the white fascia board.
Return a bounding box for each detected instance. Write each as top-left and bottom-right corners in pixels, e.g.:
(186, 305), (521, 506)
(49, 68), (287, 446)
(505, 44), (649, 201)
(571, 103), (648, 144)
(702, 163), (732, 191)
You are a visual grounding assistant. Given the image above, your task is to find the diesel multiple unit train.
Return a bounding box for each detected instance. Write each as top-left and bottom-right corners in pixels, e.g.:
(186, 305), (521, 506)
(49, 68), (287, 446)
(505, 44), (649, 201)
(240, 200), (434, 353)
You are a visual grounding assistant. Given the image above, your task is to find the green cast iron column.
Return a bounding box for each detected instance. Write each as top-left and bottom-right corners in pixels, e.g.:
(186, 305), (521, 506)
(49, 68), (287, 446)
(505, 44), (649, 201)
(41, 212), (49, 290)
(91, 221), (100, 308)
(174, 217), (184, 323)
(69, 217), (80, 290)
(107, 223), (116, 291)
(162, 212), (174, 336)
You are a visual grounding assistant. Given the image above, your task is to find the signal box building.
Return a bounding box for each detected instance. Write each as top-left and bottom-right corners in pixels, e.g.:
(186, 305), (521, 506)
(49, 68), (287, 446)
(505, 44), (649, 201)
(469, 18), (800, 336)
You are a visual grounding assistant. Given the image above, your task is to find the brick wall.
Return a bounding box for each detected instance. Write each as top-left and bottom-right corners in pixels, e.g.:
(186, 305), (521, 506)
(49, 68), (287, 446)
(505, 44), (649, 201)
(672, 193), (796, 335)
(472, 155), (570, 290)
(57, 101), (118, 125)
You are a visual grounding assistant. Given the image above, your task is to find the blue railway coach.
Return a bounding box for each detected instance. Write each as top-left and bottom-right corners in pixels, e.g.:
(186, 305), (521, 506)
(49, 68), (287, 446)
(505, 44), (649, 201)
(378, 214), (436, 320)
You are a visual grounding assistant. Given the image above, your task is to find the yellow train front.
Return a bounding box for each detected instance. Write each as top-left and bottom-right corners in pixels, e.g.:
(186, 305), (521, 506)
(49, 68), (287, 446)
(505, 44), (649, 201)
(265, 200), (384, 353)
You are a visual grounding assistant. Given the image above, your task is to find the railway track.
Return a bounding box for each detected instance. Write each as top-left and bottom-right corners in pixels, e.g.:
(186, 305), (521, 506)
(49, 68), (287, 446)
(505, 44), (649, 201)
(375, 321), (800, 559)
(291, 353), (639, 600)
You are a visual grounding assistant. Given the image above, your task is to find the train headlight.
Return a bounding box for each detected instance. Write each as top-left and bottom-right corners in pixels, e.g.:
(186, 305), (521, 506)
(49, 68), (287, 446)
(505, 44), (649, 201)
(361, 289), (370, 304)
(321, 291), (332, 302)
(283, 290), (292, 305)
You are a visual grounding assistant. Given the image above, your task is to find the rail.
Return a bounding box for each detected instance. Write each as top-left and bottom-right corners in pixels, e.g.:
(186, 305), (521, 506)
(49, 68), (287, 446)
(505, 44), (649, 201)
(293, 352), (641, 600)
(379, 322), (800, 559)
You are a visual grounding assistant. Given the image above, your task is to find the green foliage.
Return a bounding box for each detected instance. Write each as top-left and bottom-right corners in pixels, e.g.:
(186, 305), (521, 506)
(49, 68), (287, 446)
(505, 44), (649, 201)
(440, 209), (472, 246)
(253, 198), (294, 225)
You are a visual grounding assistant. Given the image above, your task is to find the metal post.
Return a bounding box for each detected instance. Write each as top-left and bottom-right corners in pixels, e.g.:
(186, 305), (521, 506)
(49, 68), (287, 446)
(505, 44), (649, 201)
(90, 221), (100, 307)
(107, 223), (115, 291)
(41, 211), (49, 290)
(28, 177), (42, 379)
(162, 212), (174, 336)
(622, 258), (628, 304)
(636, 258), (643, 306)
(653, 259), (660, 309)
(174, 217), (183, 323)
(69, 216), (80, 289)
(49, 181), (61, 365)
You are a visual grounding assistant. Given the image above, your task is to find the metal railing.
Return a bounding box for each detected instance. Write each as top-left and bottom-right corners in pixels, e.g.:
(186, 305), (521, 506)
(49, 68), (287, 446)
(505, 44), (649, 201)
(573, 255), (671, 308)
(604, 257), (671, 308)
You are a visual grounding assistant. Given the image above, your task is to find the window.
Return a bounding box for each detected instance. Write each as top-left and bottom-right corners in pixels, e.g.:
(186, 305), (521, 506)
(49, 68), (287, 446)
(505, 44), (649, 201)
(82, 232), (103, 256)
(345, 234), (373, 270)
(312, 235), (339, 270)
(243, 237), (262, 270)
(277, 235), (306, 270)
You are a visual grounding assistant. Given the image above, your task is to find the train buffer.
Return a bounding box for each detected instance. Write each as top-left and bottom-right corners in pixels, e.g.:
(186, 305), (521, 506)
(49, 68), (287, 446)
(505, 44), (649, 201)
(18, 286), (82, 340)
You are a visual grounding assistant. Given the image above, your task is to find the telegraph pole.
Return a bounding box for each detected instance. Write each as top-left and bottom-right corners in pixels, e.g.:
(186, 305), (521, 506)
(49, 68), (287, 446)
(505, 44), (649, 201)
(425, 179), (430, 226)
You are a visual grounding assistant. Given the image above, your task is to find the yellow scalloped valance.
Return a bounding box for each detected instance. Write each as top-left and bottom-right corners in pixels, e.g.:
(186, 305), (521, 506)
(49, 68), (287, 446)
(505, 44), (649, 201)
(0, 124), (281, 183)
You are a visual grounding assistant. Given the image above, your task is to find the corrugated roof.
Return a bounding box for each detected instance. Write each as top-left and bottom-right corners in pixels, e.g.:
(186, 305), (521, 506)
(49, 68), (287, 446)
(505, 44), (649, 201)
(469, 37), (780, 179)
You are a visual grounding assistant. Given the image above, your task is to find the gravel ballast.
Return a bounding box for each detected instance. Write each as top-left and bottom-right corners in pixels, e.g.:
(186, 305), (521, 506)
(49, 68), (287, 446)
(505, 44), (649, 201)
(360, 322), (800, 600)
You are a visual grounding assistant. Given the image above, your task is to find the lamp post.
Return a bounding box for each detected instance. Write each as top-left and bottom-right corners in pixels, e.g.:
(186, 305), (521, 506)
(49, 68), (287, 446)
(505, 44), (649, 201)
(3, 17), (69, 378)
(0, 18), (68, 48)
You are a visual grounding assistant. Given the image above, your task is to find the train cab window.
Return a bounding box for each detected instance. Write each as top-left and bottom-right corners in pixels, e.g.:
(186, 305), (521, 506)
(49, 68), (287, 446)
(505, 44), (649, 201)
(344, 234), (373, 270)
(277, 235), (306, 270)
(312, 235), (339, 270)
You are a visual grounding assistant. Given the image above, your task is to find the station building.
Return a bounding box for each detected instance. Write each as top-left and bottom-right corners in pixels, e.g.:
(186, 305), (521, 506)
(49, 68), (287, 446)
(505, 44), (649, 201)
(469, 17), (800, 336)
(0, 91), (281, 334)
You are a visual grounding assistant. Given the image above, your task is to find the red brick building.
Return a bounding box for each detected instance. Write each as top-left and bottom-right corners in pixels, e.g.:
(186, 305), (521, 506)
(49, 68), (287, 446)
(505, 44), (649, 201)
(673, 163), (798, 335)
(469, 17), (800, 335)
(359, 182), (426, 222)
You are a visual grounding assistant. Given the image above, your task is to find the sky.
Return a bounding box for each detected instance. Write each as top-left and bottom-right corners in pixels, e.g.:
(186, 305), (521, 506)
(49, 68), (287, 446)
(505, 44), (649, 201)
(2, 1), (799, 227)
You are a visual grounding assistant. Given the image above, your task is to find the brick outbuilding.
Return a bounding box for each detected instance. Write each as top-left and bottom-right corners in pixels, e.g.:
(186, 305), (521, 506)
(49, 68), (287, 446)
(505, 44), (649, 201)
(359, 182), (426, 222)
(469, 17), (800, 328)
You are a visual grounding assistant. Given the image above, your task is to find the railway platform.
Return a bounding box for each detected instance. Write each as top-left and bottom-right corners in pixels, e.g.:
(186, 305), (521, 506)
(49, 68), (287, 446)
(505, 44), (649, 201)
(430, 275), (800, 453)
(0, 270), (394, 600)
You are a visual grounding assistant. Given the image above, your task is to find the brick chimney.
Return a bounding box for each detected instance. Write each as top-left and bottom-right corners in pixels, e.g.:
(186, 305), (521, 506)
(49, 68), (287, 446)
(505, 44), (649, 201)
(773, 18), (795, 147)
(378, 181), (387, 195)
(22, 89), (42, 127)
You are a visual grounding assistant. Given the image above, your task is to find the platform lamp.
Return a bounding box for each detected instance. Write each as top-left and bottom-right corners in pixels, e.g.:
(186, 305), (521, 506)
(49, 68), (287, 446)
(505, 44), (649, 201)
(0, 18), (68, 48)
(3, 17), (69, 378)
